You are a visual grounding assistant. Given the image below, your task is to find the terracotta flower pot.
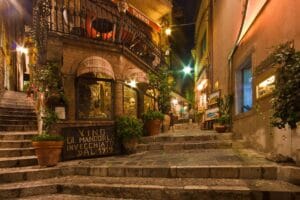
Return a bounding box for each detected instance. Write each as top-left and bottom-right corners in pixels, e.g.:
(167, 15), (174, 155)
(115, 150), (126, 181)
(32, 141), (64, 167)
(145, 119), (161, 136)
(122, 137), (138, 154)
(215, 125), (227, 133)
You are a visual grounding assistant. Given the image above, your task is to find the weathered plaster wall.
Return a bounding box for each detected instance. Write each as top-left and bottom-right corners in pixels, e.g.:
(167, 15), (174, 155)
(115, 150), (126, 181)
(232, 0), (300, 157)
(212, 0), (242, 94)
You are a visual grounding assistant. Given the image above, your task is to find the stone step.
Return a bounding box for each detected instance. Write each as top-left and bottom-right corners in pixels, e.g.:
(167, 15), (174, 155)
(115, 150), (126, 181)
(0, 147), (35, 157)
(137, 140), (233, 152)
(21, 194), (130, 200)
(0, 119), (37, 125)
(0, 103), (34, 109)
(0, 107), (36, 115)
(0, 114), (37, 120)
(74, 165), (277, 180)
(140, 132), (232, 144)
(0, 140), (32, 148)
(0, 164), (277, 184)
(0, 125), (38, 131)
(0, 176), (299, 199)
(0, 131), (37, 140)
(0, 166), (72, 184)
(0, 155), (37, 168)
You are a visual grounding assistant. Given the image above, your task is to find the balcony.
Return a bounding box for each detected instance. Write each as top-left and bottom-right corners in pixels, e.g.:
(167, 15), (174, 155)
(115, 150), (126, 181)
(36, 0), (163, 70)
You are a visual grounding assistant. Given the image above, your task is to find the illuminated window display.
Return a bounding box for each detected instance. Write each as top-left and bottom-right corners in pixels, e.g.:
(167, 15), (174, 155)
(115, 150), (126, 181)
(124, 85), (138, 117)
(144, 89), (156, 111)
(256, 75), (275, 99)
(77, 76), (112, 120)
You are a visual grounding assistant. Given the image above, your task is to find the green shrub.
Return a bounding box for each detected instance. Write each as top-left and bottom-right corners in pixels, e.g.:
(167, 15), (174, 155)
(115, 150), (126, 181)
(116, 116), (143, 141)
(142, 110), (164, 121)
(216, 115), (230, 125)
(32, 133), (64, 141)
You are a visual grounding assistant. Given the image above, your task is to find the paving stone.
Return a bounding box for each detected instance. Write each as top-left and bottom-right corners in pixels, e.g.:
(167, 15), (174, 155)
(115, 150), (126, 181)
(239, 166), (262, 179)
(176, 166), (210, 178)
(210, 166), (239, 178)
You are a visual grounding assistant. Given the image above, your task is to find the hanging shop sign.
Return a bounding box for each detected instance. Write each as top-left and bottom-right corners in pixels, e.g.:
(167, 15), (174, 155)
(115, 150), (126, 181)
(62, 125), (120, 160)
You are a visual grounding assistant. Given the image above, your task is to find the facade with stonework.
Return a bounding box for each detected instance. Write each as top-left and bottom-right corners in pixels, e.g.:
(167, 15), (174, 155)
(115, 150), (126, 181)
(194, 0), (300, 160)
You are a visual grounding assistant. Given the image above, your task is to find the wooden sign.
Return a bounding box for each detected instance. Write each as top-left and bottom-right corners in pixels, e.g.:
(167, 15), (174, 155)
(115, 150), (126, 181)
(62, 126), (120, 160)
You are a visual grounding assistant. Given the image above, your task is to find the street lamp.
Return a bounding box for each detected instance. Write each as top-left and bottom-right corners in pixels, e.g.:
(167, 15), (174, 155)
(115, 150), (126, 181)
(183, 66), (192, 75)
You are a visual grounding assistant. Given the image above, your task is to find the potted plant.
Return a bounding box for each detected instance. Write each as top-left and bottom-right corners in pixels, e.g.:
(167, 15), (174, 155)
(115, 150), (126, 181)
(215, 95), (233, 133)
(32, 132), (64, 167)
(32, 109), (64, 167)
(142, 110), (164, 136)
(116, 116), (143, 154)
(215, 114), (230, 133)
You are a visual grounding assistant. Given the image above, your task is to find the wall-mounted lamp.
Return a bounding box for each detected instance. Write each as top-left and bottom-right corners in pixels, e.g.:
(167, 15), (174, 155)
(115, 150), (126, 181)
(16, 45), (28, 54)
(127, 79), (137, 88)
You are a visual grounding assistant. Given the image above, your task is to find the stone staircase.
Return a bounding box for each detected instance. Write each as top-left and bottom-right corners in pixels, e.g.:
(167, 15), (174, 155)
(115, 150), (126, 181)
(0, 91), (38, 168)
(137, 131), (233, 152)
(0, 90), (37, 131)
(0, 130), (299, 199)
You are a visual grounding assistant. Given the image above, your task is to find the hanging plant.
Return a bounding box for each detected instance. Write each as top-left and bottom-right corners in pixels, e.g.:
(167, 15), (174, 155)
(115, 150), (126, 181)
(271, 42), (300, 129)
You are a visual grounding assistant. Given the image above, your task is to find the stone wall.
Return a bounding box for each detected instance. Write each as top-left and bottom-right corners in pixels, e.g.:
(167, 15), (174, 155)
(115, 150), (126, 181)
(46, 35), (148, 121)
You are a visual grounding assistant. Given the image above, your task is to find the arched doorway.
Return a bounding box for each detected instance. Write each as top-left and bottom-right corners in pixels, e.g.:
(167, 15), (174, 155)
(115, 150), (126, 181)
(76, 56), (115, 120)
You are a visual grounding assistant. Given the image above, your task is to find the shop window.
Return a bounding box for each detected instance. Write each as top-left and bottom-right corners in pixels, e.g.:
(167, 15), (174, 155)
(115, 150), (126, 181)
(236, 57), (253, 113)
(77, 76), (112, 120)
(256, 75), (275, 99)
(124, 85), (138, 117)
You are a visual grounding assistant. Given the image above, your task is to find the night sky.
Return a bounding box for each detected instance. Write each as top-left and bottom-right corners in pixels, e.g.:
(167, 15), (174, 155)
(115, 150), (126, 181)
(170, 0), (200, 99)
(171, 0), (200, 65)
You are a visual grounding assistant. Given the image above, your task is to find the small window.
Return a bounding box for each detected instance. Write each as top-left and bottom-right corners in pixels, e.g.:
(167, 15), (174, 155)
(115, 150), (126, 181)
(236, 57), (253, 113)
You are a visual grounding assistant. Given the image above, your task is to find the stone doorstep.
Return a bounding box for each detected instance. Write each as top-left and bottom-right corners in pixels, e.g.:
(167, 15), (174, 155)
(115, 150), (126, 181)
(0, 155), (37, 168)
(0, 147), (35, 158)
(0, 176), (299, 199)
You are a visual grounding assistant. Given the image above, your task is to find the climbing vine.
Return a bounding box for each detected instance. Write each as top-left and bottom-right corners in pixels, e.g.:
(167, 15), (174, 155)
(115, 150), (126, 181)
(271, 41), (300, 129)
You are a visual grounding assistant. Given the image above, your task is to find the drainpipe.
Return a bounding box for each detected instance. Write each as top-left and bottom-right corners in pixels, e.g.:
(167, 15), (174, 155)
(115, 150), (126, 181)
(227, 0), (249, 95)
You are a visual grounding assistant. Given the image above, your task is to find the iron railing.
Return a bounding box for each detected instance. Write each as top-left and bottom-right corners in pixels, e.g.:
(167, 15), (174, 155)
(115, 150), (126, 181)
(44, 0), (162, 69)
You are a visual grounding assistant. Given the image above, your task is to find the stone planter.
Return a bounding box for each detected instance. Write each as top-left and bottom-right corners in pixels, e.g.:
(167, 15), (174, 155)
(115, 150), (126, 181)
(145, 119), (161, 136)
(32, 141), (64, 167)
